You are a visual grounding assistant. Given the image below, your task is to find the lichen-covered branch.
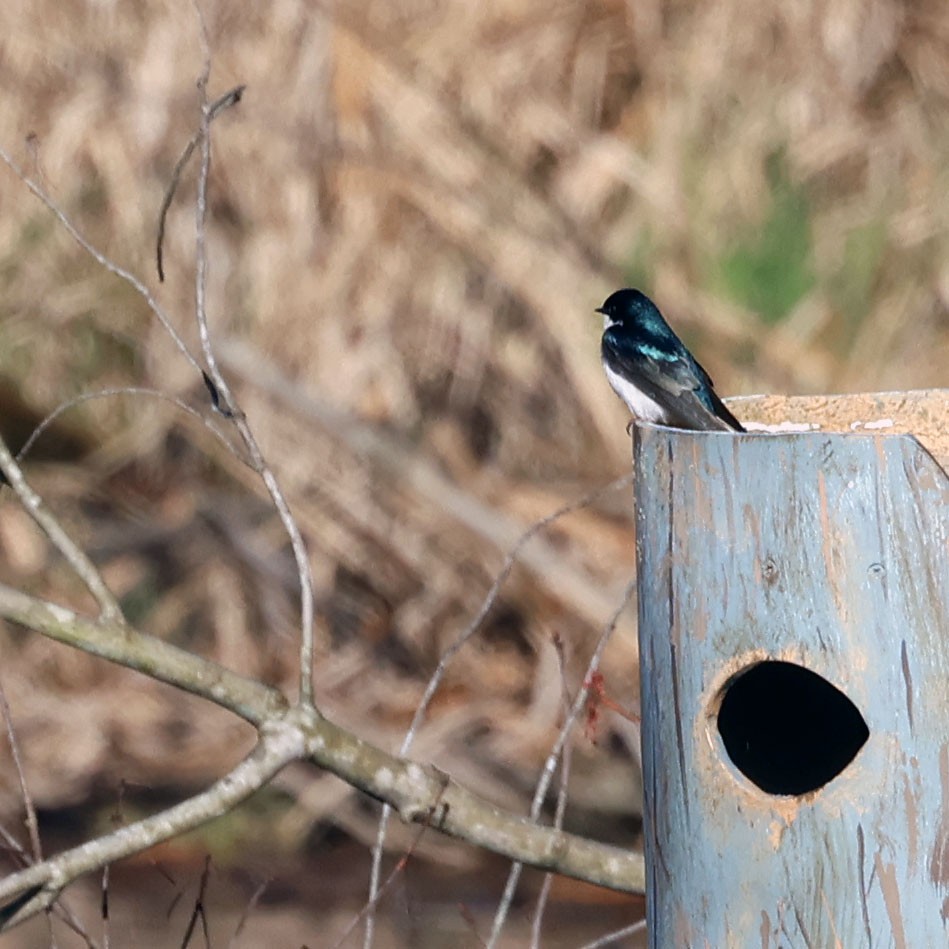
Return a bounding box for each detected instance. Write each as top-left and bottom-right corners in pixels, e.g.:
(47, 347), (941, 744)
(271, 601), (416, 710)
(0, 584), (644, 932)
(0, 714), (308, 928)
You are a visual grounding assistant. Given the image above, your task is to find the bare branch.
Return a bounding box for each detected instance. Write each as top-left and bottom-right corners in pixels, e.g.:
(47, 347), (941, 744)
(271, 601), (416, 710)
(532, 579), (638, 815)
(181, 65), (317, 711)
(330, 791), (444, 949)
(6, 111), (319, 711)
(225, 877), (269, 949)
(398, 474), (633, 759)
(0, 583), (286, 725)
(0, 826), (96, 946)
(0, 433), (122, 623)
(1, 130), (319, 697)
(100, 862), (110, 949)
(529, 633), (576, 949)
(15, 388), (240, 466)
(365, 474), (632, 945)
(1, 64), (644, 934)
(309, 731), (643, 895)
(0, 715), (308, 931)
(578, 918), (647, 948)
(0, 145), (203, 377)
(238, 446), (317, 709)
(178, 855), (212, 949)
(0, 583), (644, 927)
(0, 683), (41, 863)
(156, 85), (245, 282)
(487, 580), (637, 947)
(218, 338), (632, 632)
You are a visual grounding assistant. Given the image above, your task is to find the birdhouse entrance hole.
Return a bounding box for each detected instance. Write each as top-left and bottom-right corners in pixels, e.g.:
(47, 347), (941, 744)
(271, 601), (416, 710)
(716, 660), (869, 796)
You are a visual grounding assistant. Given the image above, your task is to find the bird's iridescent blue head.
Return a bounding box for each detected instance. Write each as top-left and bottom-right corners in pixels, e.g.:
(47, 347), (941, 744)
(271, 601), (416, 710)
(595, 288), (660, 329)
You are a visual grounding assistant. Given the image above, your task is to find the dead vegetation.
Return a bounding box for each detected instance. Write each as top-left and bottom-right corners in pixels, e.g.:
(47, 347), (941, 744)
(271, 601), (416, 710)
(0, 0), (948, 940)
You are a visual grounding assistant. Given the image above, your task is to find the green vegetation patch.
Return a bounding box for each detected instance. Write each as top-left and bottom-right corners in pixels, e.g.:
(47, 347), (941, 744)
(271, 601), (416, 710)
(716, 154), (816, 324)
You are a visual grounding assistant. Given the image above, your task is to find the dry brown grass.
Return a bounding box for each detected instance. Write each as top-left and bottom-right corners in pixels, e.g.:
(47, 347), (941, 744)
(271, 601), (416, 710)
(0, 0), (948, 938)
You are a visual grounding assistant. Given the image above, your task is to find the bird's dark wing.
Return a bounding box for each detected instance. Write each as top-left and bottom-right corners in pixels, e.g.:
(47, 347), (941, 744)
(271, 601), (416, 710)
(703, 384), (745, 431)
(602, 327), (744, 432)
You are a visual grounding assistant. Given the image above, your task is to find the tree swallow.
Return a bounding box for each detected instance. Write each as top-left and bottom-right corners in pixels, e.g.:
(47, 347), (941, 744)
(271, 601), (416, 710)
(597, 288), (744, 432)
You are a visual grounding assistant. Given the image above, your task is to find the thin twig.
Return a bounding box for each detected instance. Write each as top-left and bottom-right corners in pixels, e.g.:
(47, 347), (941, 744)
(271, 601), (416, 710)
(0, 683), (41, 863)
(457, 903), (487, 946)
(0, 683), (53, 945)
(15, 387), (241, 466)
(529, 633), (576, 949)
(192, 31), (214, 392)
(156, 84), (245, 282)
(185, 45), (317, 711)
(179, 855), (212, 949)
(0, 431), (122, 623)
(9, 105), (317, 704)
(331, 787), (445, 949)
(0, 718), (307, 931)
(0, 822), (97, 948)
(487, 580), (637, 948)
(363, 475), (633, 947)
(0, 145), (203, 378)
(0, 582), (644, 931)
(101, 863), (110, 949)
(577, 918), (647, 948)
(0, 823), (30, 862)
(225, 877), (269, 949)
(220, 338), (630, 635)
(401, 472), (632, 756)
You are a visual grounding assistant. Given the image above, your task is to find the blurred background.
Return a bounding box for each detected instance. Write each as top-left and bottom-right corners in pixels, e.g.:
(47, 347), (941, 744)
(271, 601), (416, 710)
(0, 0), (947, 945)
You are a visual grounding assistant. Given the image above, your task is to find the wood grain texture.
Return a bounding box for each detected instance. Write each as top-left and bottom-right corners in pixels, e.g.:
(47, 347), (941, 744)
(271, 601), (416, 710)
(633, 421), (949, 948)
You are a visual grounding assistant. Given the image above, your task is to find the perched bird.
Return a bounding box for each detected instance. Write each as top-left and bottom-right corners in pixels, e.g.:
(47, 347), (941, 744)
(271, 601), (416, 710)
(597, 288), (744, 432)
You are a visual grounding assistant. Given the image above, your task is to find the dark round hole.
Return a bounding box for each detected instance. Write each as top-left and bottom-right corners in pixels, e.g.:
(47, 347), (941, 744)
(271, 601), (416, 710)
(717, 660), (869, 796)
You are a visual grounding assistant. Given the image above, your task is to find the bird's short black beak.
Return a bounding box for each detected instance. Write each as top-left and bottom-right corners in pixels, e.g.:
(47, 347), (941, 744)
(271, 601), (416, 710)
(594, 306), (605, 315)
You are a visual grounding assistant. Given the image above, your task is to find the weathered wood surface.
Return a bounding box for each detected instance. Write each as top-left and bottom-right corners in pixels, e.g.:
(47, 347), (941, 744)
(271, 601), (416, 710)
(634, 419), (949, 948)
(729, 387), (949, 470)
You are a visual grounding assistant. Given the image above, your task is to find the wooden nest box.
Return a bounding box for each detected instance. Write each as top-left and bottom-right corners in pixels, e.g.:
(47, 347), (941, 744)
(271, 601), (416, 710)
(633, 389), (949, 947)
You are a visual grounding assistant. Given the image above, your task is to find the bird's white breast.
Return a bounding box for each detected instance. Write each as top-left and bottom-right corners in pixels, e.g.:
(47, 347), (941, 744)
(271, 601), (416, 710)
(603, 362), (668, 423)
